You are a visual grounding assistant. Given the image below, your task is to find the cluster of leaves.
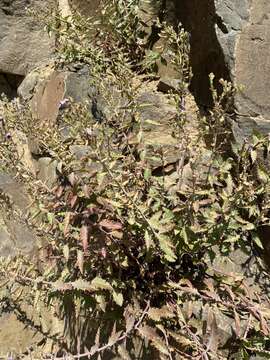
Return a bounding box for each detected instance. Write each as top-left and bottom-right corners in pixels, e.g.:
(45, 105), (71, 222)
(44, 0), (189, 77)
(1, 1), (270, 359)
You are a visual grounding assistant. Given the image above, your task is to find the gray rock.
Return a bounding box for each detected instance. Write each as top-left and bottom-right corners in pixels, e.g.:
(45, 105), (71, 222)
(157, 78), (182, 93)
(37, 157), (58, 188)
(167, 0), (270, 142)
(0, 172), (37, 254)
(22, 68), (93, 123)
(0, 172), (53, 354)
(0, 0), (55, 76)
(69, 0), (101, 17)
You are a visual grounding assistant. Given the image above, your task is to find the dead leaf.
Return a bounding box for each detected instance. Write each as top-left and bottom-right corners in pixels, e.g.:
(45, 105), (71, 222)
(70, 194), (78, 208)
(234, 309), (241, 338)
(99, 219), (123, 231)
(77, 250), (84, 274)
(63, 211), (72, 237)
(80, 225), (89, 252)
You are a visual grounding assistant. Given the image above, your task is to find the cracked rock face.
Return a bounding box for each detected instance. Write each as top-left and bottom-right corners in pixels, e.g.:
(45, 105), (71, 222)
(214, 0), (270, 139)
(174, 0), (270, 141)
(233, 0), (270, 139)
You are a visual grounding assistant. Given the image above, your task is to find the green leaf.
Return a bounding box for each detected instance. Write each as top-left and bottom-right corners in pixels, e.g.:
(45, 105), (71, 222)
(252, 232), (264, 250)
(95, 295), (107, 312)
(158, 234), (176, 262)
(148, 305), (174, 321)
(113, 291), (124, 306)
(258, 165), (268, 183)
(144, 168), (152, 180)
(47, 212), (54, 225)
(72, 279), (93, 291)
(63, 244), (69, 261)
(91, 277), (113, 291)
(250, 149), (257, 163)
(144, 229), (153, 250)
(149, 211), (162, 230)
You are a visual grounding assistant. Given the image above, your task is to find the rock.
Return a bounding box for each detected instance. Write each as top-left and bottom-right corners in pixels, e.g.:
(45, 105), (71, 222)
(0, 0), (55, 76)
(0, 172), (37, 254)
(168, 1), (270, 141)
(29, 68), (92, 124)
(0, 313), (43, 356)
(233, 1), (270, 138)
(12, 129), (38, 175)
(37, 157), (58, 188)
(69, 0), (101, 17)
(0, 172), (41, 353)
(59, 0), (72, 17)
(157, 78), (182, 93)
(69, 145), (103, 177)
(17, 69), (40, 102)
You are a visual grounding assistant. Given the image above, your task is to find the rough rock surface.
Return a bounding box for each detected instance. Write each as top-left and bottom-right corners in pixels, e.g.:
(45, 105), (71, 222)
(0, 0), (54, 77)
(233, 0), (270, 139)
(172, 0), (270, 141)
(0, 172), (40, 353)
(69, 0), (100, 16)
(21, 66), (92, 124)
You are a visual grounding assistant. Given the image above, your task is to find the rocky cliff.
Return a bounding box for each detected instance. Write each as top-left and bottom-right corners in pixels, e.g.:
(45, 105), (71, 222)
(0, 0), (270, 358)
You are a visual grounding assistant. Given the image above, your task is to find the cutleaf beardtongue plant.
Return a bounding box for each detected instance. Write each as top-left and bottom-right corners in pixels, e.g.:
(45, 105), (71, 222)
(0, 1), (270, 359)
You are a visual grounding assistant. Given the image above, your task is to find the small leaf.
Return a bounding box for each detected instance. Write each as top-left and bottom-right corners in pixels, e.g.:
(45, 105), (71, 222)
(113, 291), (124, 306)
(70, 194), (78, 208)
(250, 149), (257, 163)
(82, 184), (91, 198)
(63, 212), (72, 237)
(118, 345), (131, 360)
(108, 323), (122, 346)
(207, 312), (218, 353)
(47, 212), (54, 225)
(63, 244), (69, 261)
(80, 225), (89, 252)
(144, 168), (152, 180)
(72, 279), (93, 291)
(68, 172), (77, 186)
(148, 305), (174, 321)
(258, 165), (268, 183)
(234, 309), (241, 338)
(252, 232), (264, 250)
(138, 325), (169, 355)
(77, 250), (84, 274)
(144, 229), (153, 250)
(125, 315), (135, 333)
(95, 327), (100, 345)
(158, 234), (176, 262)
(99, 219), (123, 231)
(91, 277), (113, 291)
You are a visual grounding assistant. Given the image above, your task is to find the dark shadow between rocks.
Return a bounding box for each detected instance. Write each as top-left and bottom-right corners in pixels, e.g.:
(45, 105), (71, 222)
(0, 72), (24, 99)
(173, 0), (231, 107)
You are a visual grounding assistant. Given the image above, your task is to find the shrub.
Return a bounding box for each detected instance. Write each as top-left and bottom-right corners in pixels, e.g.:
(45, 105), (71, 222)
(0, 2), (270, 359)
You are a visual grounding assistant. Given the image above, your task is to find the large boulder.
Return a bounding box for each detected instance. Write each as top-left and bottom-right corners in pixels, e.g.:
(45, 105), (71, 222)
(0, 0), (54, 77)
(171, 0), (270, 140)
(233, 0), (270, 139)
